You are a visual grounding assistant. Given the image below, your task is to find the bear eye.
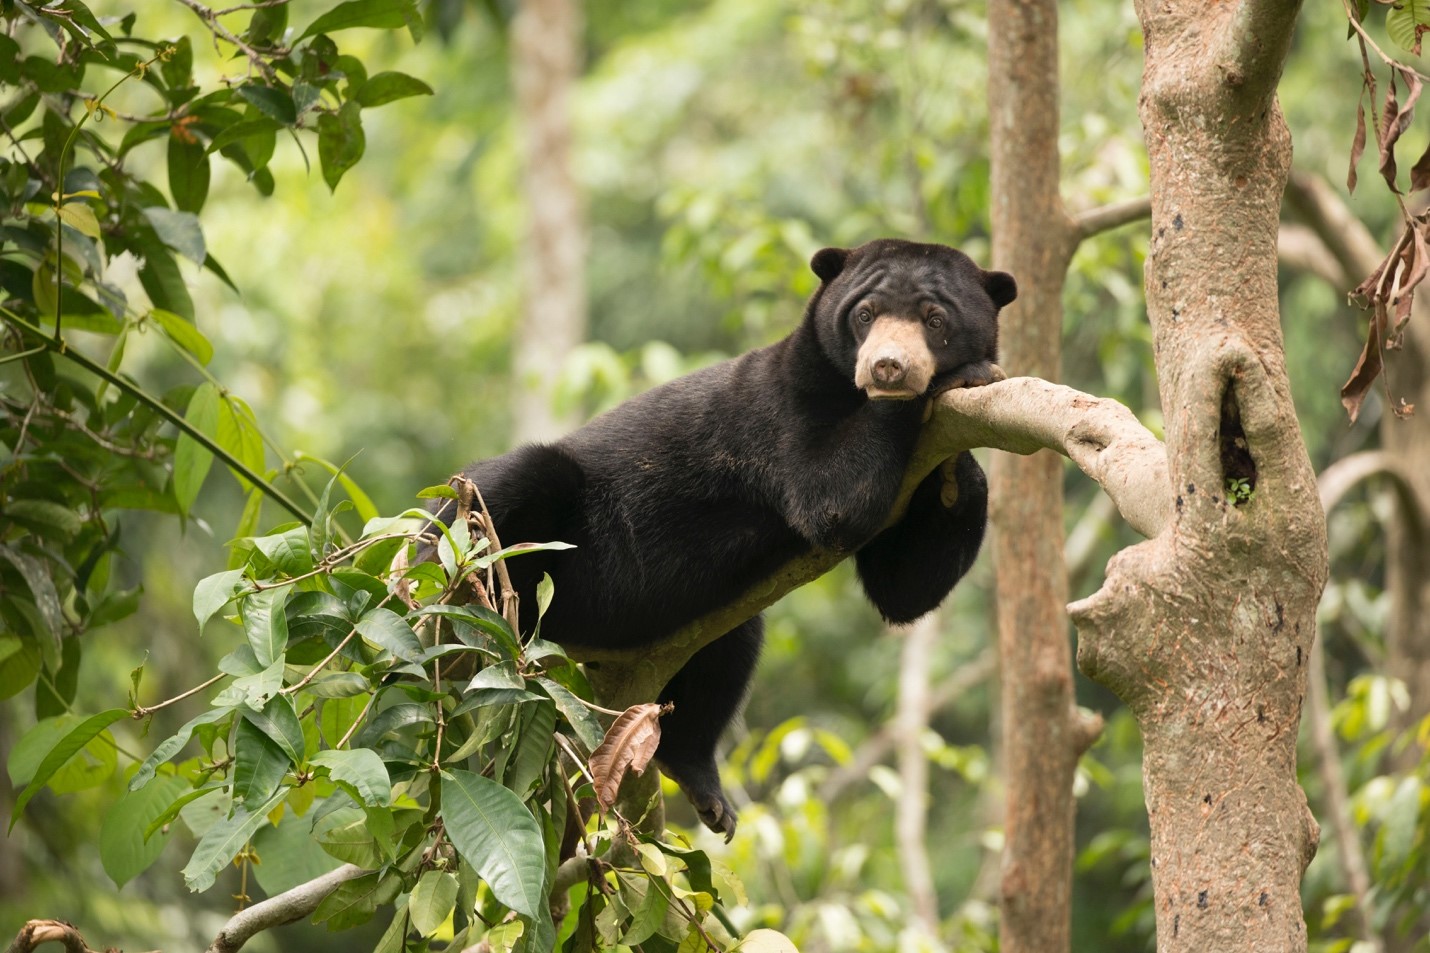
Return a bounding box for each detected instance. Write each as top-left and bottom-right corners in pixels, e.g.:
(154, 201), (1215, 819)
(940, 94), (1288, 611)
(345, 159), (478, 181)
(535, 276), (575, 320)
(926, 314), (944, 329)
(856, 307), (874, 324)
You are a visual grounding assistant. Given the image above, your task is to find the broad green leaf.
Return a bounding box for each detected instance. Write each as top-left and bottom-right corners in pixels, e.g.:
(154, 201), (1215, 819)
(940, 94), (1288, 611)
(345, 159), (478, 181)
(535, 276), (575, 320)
(235, 83), (297, 124)
(474, 540), (575, 570)
(181, 794), (281, 892)
(735, 929), (801, 952)
(136, 231), (193, 319)
(243, 695), (305, 766)
(355, 608), (423, 663)
(409, 870), (458, 937)
(466, 660), (523, 692)
(309, 748), (391, 806)
(505, 701), (555, 798)
(306, 672), (370, 698)
(0, 545), (63, 646)
(355, 71), (434, 107)
(1387, 0), (1430, 53)
(314, 805), (386, 867)
(131, 708), (231, 791)
(167, 132), (210, 213)
(249, 525), (313, 576)
(417, 605), (520, 661)
(312, 870), (399, 928)
(535, 677), (604, 753)
(439, 769), (546, 918)
(536, 573), (554, 622)
(100, 774), (187, 887)
(56, 202), (100, 238)
(174, 382), (221, 515)
(297, 0), (418, 40)
(212, 657), (284, 710)
(216, 394), (266, 492)
(241, 587), (290, 668)
(9, 709), (128, 828)
(141, 206), (205, 264)
(317, 100), (365, 191)
(232, 716), (288, 806)
(614, 871), (670, 946)
(151, 307), (214, 365)
(193, 567), (245, 631)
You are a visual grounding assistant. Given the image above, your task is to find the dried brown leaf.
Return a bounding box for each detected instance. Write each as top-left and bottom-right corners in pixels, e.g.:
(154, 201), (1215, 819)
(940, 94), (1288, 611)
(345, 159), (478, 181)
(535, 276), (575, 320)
(1392, 398), (1416, 418)
(588, 702), (669, 809)
(1350, 93), (1368, 193)
(1341, 297), (1388, 423)
(1379, 70), (1403, 192)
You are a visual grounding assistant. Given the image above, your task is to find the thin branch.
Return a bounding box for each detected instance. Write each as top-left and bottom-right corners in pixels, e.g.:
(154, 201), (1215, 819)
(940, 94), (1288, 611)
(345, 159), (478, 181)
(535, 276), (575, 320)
(204, 864), (366, 953)
(1072, 195), (1152, 243)
(134, 672), (226, 717)
(0, 308), (311, 523)
(172, 0), (279, 83)
(894, 614), (940, 935)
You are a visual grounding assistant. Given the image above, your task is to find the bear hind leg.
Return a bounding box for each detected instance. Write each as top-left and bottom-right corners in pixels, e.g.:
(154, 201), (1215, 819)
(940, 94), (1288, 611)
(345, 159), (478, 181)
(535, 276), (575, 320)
(655, 615), (763, 842)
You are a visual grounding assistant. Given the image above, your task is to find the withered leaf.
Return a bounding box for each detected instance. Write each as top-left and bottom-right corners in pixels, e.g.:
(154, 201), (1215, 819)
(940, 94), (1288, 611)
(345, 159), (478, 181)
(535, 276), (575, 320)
(588, 702), (669, 809)
(1341, 297), (1385, 423)
(1350, 93), (1368, 194)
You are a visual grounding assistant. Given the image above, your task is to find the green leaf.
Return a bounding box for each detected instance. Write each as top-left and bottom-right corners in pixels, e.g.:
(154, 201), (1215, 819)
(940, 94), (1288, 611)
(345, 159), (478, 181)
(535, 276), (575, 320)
(439, 769), (547, 918)
(174, 382), (220, 514)
(141, 207), (206, 265)
(181, 794), (281, 892)
(151, 307), (214, 365)
(314, 805), (387, 867)
(505, 701), (555, 797)
(235, 83), (297, 125)
(0, 545), (64, 647)
(312, 870), (399, 928)
(232, 715), (288, 806)
(355, 608), (423, 663)
(167, 132), (210, 213)
(249, 525), (313, 576)
(131, 708), (231, 791)
(466, 660), (523, 692)
(100, 774), (187, 887)
(193, 567), (245, 631)
(309, 748), (391, 806)
(241, 587), (290, 668)
(317, 100), (365, 191)
(243, 695), (305, 766)
(355, 71), (434, 107)
(9, 709), (128, 829)
(297, 0), (418, 40)
(216, 394), (266, 491)
(56, 202), (101, 238)
(135, 231), (193, 319)
(535, 677), (604, 753)
(1388, 0), (1430, 53)
(409, 869), (458, 938)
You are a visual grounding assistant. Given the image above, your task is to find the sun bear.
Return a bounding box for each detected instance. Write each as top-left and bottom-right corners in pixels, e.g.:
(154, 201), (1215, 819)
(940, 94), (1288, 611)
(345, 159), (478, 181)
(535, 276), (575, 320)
(430, 238), (1016, 839)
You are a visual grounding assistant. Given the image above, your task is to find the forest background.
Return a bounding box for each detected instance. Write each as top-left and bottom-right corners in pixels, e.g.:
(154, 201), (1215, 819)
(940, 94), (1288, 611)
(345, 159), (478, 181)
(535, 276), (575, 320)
(1, 0), (1427, 951)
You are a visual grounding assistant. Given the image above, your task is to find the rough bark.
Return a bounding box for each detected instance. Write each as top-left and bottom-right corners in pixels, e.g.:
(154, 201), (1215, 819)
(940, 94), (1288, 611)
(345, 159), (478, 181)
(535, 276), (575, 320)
(510, 0), (587, 442)
(986, 2), (1103, 949)
(1071, 3), (1327, 951)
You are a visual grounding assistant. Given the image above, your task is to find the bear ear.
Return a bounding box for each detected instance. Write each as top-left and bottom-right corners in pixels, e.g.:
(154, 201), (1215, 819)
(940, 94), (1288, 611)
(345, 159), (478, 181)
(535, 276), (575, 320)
(983, 270), (1018, 309)
(811, 247), (850, 283)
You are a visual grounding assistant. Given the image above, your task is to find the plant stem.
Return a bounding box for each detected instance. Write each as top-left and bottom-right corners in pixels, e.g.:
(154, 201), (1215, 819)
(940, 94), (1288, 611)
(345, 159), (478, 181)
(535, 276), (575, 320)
(0, 307), (311, 523)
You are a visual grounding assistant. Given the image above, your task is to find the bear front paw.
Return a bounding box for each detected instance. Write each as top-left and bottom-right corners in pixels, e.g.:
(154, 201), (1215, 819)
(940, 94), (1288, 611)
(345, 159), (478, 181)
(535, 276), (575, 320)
(929, 361), (1006, 397)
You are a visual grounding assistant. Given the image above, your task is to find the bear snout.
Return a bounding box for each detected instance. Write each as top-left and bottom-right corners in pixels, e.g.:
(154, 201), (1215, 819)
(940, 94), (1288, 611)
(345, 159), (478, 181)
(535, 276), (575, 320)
(855, 317), (935, 399)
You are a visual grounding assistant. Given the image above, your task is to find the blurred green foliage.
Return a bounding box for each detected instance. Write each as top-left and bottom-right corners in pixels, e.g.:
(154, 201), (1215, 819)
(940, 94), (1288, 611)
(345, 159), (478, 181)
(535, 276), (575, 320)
(3, 0), (1430, 951)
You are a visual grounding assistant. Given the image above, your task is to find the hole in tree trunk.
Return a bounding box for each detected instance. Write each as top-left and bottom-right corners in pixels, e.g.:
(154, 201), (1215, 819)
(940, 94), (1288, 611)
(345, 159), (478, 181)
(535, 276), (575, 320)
(1220, 382), (1257, 506)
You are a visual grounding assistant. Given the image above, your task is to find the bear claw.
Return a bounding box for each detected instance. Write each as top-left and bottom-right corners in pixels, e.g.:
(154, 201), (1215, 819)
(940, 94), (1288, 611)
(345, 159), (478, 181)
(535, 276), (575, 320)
(688, 788), (738, 843)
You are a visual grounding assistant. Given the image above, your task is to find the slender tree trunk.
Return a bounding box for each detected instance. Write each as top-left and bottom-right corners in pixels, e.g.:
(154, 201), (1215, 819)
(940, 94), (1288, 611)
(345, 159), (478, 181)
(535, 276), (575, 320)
(987, 3), (1102, 950)
(1073, 4), (1326, 951)
(894, 614), (940, 936)
(510, 0), (586, 442)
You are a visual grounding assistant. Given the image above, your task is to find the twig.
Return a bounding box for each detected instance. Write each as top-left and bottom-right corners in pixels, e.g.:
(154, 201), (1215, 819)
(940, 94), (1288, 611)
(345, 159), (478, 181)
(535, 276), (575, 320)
(172, 0), (279, 83)
(336, 691), (378, 749)
(894, 613), (940, 935)
(134, 672), (227, 717)
(282, 629), (358, 696)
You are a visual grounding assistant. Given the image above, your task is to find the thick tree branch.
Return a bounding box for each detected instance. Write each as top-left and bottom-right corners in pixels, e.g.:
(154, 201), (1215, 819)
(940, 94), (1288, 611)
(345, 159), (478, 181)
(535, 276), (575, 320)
(204, 864), (366, 953)
(575, 376), (1168, 707)
(1072, 196), (1152, 244)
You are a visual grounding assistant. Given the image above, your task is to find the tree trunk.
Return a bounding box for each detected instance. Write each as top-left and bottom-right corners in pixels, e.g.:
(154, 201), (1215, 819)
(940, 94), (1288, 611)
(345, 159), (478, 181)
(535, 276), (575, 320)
(1073, 4), (1326, 951)
(987, 2), (1101, 950)
(510, 0), (586, 442)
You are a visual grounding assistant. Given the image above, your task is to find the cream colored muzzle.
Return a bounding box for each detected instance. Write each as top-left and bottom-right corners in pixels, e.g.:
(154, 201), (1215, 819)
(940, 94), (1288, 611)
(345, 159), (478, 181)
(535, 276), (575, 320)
(854, 317), (936, 400)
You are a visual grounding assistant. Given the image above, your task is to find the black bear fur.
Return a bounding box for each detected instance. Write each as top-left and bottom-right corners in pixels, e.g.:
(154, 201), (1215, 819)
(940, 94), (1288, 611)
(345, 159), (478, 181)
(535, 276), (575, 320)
(430, 238), (1016, 839)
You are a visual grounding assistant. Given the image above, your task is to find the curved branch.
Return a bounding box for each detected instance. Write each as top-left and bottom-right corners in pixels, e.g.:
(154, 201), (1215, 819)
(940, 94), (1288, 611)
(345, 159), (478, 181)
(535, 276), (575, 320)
(1072, 195), (1152, 244)
(204, 864), (366, 953)
(577, 376), (1169, 706)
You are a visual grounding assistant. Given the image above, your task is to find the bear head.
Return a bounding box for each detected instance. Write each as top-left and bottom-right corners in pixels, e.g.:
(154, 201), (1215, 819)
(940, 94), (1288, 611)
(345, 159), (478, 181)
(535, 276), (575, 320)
(808, 238), (1017, 400)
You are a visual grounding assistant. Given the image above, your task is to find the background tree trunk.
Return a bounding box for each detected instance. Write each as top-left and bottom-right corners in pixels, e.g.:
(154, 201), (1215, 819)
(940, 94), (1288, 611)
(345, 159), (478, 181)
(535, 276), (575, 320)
(1072, 3), (1327, 951)
(510, 0), (587, 442)
(987, 2), (1102, 949)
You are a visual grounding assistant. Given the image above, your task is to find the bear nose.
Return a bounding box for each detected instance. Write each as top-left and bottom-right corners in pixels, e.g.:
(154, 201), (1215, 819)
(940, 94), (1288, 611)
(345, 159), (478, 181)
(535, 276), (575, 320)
(873, 356), (905, 385)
